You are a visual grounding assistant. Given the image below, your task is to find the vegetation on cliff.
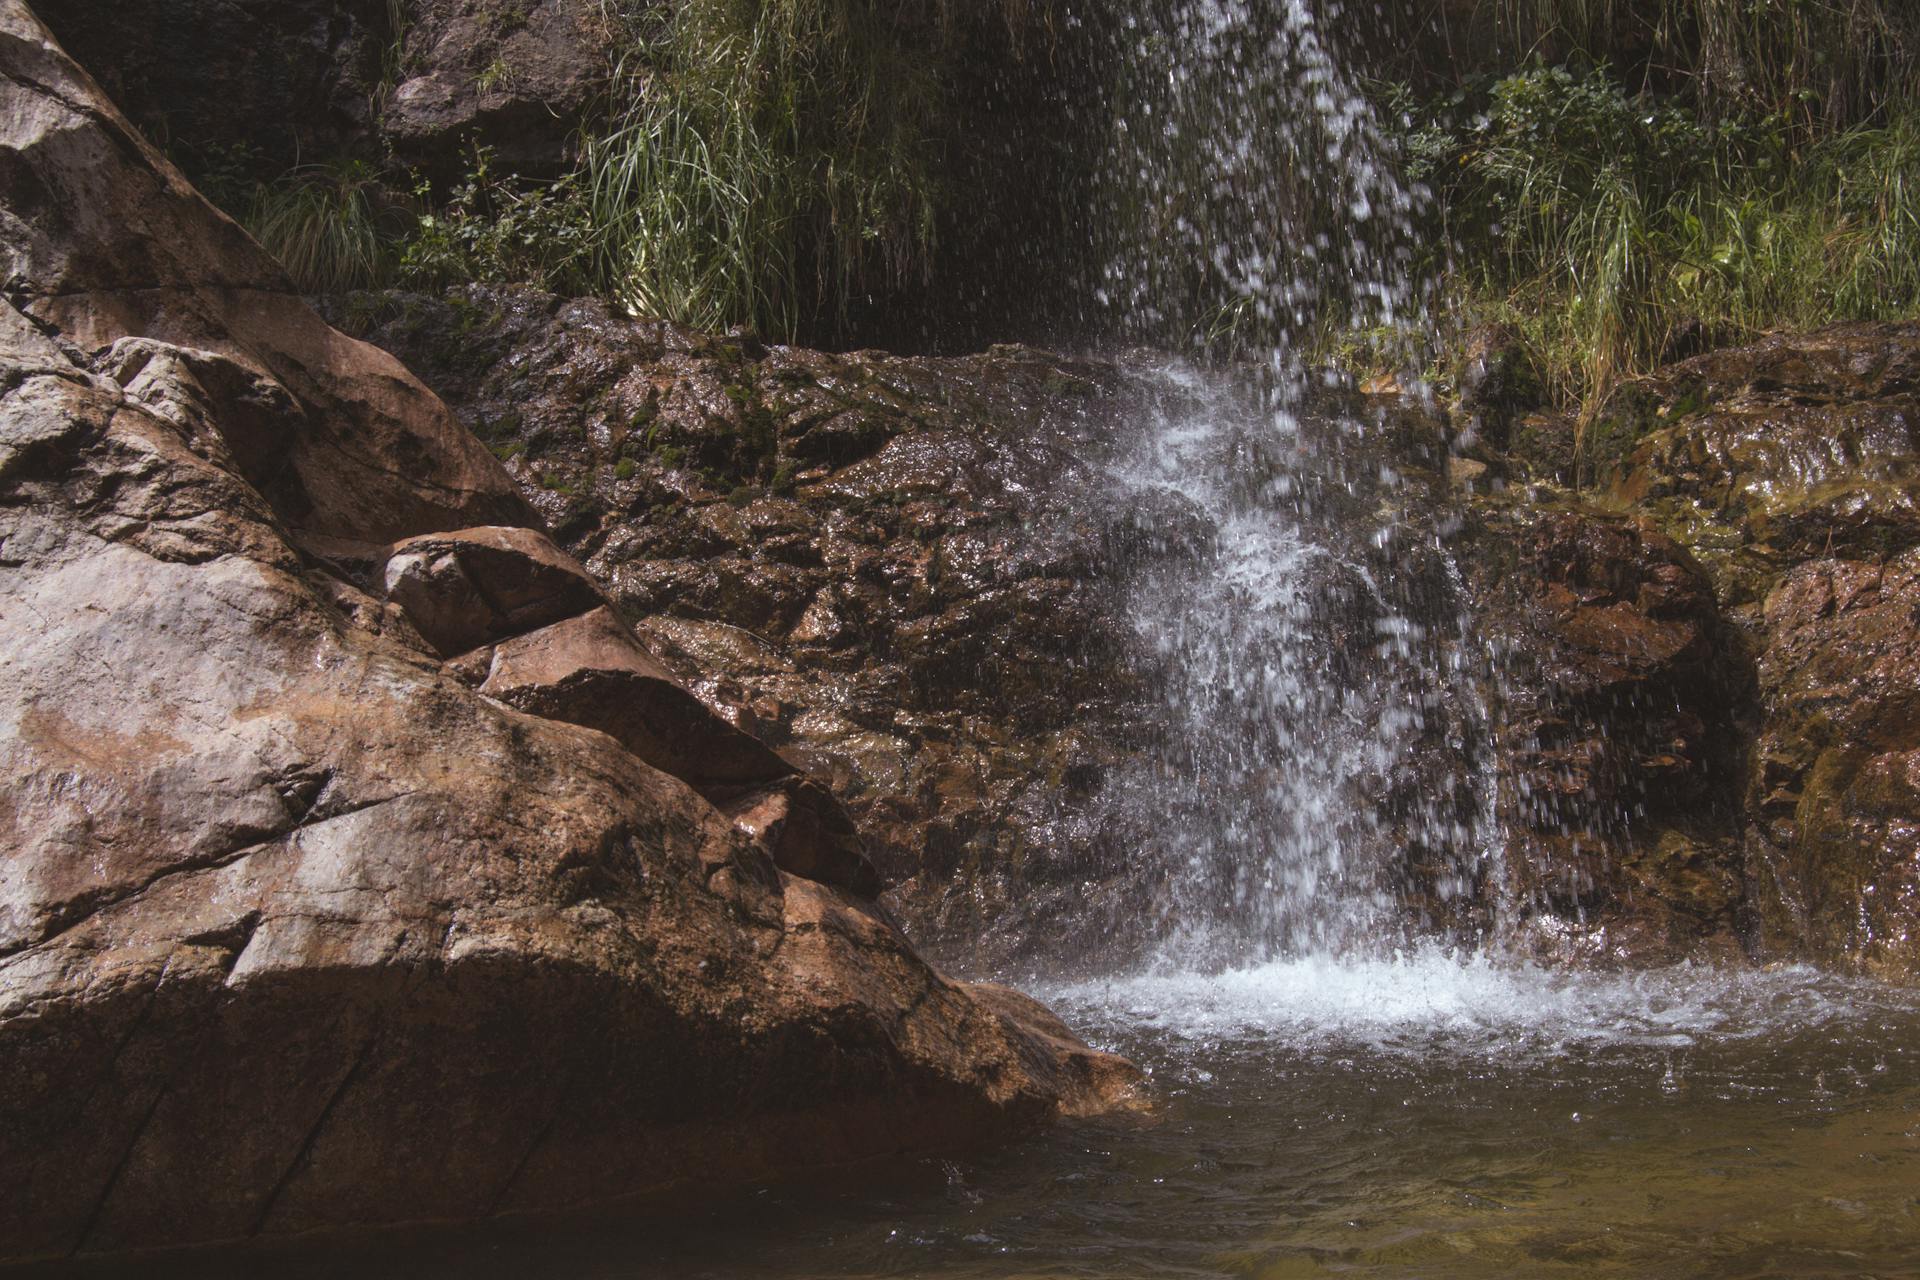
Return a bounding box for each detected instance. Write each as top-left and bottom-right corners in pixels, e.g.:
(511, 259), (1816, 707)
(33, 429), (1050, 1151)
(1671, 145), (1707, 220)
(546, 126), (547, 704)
(104, 0), (1920, 386)
(1383, 0), (1920, 410)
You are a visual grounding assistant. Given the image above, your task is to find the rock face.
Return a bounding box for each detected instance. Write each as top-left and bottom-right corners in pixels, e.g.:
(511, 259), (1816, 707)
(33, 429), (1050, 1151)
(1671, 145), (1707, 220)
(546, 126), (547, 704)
(33, 0), (390, 184)
(0, 5), (1140, 1263)
(1582, 325), (1920, 977)
(345, 285), (1920, 979)
(34, 0), (614, 190)
(1460, 502), (1752, 963)
(334, 286), (1157, 971)
(382, 0), (614, 177)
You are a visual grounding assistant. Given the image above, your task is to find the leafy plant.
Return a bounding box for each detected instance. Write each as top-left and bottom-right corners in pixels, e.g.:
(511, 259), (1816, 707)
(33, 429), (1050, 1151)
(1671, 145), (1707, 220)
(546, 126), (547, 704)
(397, 149), (597, 293)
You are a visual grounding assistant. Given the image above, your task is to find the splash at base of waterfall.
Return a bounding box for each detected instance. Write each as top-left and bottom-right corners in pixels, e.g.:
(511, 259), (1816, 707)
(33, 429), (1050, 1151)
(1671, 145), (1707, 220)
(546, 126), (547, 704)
(1043, 949), (1906, 1056)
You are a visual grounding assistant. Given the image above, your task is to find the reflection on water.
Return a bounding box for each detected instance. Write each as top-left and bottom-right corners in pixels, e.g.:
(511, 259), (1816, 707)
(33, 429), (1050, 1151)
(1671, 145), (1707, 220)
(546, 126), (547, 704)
(50, 960), (1920, 1280)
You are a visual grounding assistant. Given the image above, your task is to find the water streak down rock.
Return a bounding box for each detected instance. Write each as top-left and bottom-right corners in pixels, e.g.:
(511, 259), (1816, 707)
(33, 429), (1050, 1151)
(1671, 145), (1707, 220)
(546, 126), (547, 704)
(0, 4), (1140, 1262)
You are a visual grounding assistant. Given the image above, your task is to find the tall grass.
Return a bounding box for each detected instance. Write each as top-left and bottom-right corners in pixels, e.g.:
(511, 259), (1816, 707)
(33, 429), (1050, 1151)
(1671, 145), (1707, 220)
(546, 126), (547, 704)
(1497, 0), (1919, 130)
(583, 0), (943, 336)
(1396, 64), (1920, 410)
(244, 160), (398, 293)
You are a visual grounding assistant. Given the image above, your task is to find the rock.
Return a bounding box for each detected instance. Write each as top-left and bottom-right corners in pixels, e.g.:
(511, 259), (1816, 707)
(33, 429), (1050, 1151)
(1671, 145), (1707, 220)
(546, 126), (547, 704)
(1461, 500), (1751, 963)
(720, 777), (884, 901)
(1454, 322), (1542, 452)
(0, 7), (1141, 1263)
(383, 0), (614, 178)
(329, 285), (1153, 972)
(1570, 323), (1920, 974)
(477, 605), (799, 793)
(383, 524), (605, 655)
(0, 5), (537, 547)
(33, 0), (388, 185)
(1590, 322), (1920, 608)
(1746, 553), (1920, 977)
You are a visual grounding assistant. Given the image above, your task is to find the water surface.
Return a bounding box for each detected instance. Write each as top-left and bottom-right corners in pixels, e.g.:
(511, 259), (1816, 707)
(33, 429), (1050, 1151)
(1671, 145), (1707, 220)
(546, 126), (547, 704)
(67, 956), (1920, 1279)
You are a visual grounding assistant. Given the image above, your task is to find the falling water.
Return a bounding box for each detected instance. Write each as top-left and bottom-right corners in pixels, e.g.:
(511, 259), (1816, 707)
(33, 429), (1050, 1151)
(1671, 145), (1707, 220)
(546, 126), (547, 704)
(1080, 0), (1504, 968)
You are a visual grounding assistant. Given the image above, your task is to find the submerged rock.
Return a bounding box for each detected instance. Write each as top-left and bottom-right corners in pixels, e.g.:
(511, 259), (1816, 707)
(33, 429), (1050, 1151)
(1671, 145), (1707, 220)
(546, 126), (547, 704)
(0, 5), (1141, 1263)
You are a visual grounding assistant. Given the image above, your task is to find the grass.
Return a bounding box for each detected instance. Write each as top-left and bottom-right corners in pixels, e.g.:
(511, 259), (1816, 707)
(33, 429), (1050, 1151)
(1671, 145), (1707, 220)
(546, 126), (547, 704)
(244, 160), (398, 293)
(1387, 62), (1920, 412)
(583, 0), (944, 336)
(1495, 0), (1918, 132)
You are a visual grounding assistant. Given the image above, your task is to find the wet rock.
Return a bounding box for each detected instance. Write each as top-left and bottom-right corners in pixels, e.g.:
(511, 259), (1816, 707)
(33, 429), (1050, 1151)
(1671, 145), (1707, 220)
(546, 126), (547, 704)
(1462, 501), (1751, 963)
(1590, 322), (1920, 609)
(384, 0), (613, 177)
(1746, 553), (1920, 977)
(383, 524), (604, 655)
(0, 8), (1141, 1262)
(1454, 322), (1542, 453)
(335, 285), (1150, 970)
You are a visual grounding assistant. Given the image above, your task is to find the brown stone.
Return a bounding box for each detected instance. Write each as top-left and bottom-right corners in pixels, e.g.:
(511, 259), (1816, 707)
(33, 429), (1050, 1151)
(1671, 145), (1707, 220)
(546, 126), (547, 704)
(384, 524), (606, 655)
(0, 3), (536, 546)
(479, 607), (800, 793)
(0, 8), (1142, 1264)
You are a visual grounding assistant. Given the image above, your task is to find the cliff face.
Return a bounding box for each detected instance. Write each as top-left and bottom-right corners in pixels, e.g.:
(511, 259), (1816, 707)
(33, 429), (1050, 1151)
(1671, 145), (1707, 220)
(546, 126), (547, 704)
(0, 4), (1139, 1263)
(348, 282), (1920, 980)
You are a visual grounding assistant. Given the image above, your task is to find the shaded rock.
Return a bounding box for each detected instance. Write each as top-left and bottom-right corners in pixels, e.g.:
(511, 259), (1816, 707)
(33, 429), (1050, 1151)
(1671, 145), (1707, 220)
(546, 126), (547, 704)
(0, 8), (1141, 1264)
(0, 9), (536, 546)
(721, 777), (884, 901)
(1462, 500), (1751, 964)
(33, 0), (388, 185)
(1746, 553), (1920, 977)
(384, 524), (604, 654)
(384, 0), (614, 177)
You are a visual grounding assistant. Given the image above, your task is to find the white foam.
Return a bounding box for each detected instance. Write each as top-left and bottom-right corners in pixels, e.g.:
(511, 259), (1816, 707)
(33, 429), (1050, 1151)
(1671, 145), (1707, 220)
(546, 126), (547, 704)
(1042, 949), (1892, 1056)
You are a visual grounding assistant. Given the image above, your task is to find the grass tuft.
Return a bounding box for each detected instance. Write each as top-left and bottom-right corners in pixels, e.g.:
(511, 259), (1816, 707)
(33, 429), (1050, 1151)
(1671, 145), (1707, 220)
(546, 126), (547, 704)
(244, 160), (398, 294)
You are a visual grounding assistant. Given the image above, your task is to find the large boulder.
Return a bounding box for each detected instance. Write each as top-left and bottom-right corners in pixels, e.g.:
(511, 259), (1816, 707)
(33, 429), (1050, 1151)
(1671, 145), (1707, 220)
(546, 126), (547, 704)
(0, 2), (536, 548)
(382, 0), (614, 177)
(1589, 322), (1920, 610)
(1460, 500), (1752, 964)
(0, 5), (1140, 1263)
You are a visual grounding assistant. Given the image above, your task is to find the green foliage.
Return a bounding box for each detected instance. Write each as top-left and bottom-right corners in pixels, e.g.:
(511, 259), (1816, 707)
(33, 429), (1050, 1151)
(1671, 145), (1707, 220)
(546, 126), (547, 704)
(583, 0), (944, 336)
(239, 0), (950, 340)
(396, 151), (598, 293)
(1496, 0), (1918, 132)
(1394, 63), (1920, 408)
(243, 160), (399, 293)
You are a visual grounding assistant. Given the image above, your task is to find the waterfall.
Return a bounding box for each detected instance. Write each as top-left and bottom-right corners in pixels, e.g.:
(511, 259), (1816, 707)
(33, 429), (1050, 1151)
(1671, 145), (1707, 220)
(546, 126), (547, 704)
(1081, 0), (1504, 968)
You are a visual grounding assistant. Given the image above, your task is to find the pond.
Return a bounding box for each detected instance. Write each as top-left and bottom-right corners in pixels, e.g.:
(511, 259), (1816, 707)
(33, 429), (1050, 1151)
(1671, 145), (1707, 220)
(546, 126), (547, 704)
(60, 953), (1920, 1280)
